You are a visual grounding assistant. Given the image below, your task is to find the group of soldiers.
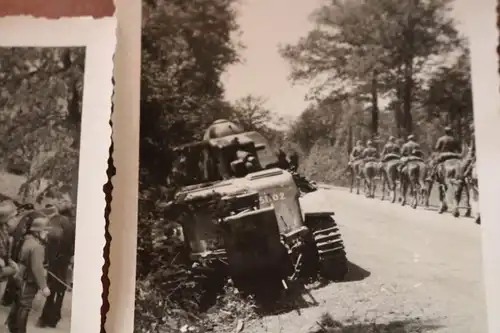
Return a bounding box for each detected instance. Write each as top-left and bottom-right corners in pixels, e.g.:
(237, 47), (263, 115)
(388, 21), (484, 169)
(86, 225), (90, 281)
(0, 200), (52, 333)
(348, 125), (475, 178)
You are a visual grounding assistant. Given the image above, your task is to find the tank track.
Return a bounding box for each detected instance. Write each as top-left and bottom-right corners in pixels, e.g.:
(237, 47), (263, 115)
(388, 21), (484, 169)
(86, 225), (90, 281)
(312, 219), (348, 281)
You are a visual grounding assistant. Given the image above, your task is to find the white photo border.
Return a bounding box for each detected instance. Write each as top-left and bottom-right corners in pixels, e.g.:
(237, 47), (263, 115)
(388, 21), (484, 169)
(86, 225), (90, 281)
(106, 1), (140, 333)
(464, 1), (500, 332)
(0, 16), (116, 333)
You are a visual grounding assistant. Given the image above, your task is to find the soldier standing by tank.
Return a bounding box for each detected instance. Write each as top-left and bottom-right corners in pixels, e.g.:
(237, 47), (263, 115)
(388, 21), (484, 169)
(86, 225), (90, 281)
(0, 201), (19, 281)
(289, 151), (299, 172)
(276, 149), (290, 170)
(7, 211), (51, 333)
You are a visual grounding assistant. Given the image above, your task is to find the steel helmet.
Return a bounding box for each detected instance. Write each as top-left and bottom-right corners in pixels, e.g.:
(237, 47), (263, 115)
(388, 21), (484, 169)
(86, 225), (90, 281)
(28, 211), (51, 232)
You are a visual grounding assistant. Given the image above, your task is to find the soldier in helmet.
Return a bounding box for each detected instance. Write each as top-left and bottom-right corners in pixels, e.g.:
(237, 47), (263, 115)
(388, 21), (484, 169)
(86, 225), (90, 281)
(7, 211), (51, 333)
(401, 135), (420, 157)
(381, 136), (401, 161)
(434, 126), (461, 155)
(0, 201), (19, 280)
(429, 126), (462, 176)
(361, 140), (378, 159)
(398, 135), (422, 173)
(349, 140), (365, 165)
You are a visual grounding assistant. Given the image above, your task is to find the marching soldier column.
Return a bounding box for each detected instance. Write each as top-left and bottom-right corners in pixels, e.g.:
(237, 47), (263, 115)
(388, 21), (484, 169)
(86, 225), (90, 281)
(346, 125), (478, 223)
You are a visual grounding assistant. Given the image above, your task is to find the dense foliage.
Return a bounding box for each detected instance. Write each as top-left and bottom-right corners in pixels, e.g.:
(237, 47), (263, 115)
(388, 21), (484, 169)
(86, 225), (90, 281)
(136, 1), (280, 332)
(0, 47), (84, 203)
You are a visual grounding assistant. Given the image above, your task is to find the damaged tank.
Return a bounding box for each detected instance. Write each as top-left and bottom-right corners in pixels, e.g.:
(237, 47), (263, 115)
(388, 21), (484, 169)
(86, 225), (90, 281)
(162, 119), (348, 292)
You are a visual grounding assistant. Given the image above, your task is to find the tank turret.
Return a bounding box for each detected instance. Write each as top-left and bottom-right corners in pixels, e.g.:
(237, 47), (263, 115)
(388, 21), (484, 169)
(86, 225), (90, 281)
(203, 119), (244, 140)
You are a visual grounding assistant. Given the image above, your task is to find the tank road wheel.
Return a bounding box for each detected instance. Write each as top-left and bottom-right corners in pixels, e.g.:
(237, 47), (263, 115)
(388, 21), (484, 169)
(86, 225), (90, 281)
(307, 216), (348, 281)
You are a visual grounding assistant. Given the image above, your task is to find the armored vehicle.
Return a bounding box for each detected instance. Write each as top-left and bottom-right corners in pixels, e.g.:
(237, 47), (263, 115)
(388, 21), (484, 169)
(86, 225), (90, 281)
(163, 120), (348, 290)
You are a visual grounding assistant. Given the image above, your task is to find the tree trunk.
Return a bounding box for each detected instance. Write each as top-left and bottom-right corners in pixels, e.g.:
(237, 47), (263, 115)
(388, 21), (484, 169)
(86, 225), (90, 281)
(68, 68), (82, 149)
(370, 71), (379, 136)
(403, 61), (414, 136)
(393, 84), (403, 138)
(402, 0), (418, 136)
(347, 124), (353, 157)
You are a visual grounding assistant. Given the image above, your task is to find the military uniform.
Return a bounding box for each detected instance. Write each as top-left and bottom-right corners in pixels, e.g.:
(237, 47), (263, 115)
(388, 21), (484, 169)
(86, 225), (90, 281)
(0, 201), (17, 280)
(398, 136), (422, 173)
(361, 146), (378, 159)
(434, 134), (461, 154)
(349, 144), (364, 164)
(429, 128), (462, 177)
(380, 137), (401, 163)
(381, 142), (400, 156)
(7, 213), (50, 333)
(401, 139), (420, 157)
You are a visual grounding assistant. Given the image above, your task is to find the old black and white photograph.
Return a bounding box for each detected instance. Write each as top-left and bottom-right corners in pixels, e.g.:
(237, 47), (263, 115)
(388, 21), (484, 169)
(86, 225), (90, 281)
(136, 0), (485, 332)
(0, 46), (83, 333)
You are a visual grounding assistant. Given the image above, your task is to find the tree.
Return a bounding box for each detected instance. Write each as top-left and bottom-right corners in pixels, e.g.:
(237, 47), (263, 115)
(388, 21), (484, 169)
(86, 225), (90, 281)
(422, 46), (473, 141)
(287, 97), (370, 154)
(231, 94), (272, 131)
(280, 0), (461, 136)
(140, 0), (242, 186)
(0, 47), (85, 202)
(137, 0), (243, 279)
(226, 94), (288, 150)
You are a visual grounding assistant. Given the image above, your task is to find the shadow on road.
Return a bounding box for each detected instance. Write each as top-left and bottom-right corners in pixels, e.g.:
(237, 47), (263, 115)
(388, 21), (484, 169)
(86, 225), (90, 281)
(309, 312), (443, 333)
(254, 261), (371, 317)
(253, 280), (320, 317)
(342, 261), (371, 283)
(309, 260), (371, 292)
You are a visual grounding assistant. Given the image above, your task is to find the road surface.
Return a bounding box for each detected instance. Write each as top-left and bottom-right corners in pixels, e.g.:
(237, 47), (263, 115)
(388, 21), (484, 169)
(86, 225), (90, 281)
(0, 290), (72, 333)
(246, 187), (487, 333)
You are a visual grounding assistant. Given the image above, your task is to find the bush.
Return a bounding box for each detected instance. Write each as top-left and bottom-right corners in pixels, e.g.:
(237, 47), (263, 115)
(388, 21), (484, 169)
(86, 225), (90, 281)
(300, 141), (350, 187)
(135, 183), (261, 333)
(134, 275), (258, 333)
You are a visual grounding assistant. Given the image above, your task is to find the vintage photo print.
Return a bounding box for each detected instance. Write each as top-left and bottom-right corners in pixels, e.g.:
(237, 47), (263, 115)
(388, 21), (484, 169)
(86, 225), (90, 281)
(134, 0), (489, 332)
(0, 17), (115, 333)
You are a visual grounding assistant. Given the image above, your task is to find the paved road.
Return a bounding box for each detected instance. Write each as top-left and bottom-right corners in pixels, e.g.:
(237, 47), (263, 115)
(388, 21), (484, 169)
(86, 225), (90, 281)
(0, 290), (72, 333)
(246, 187), (487, 333)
